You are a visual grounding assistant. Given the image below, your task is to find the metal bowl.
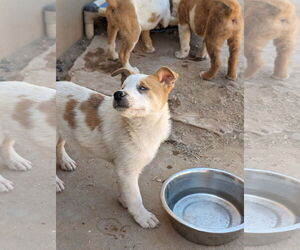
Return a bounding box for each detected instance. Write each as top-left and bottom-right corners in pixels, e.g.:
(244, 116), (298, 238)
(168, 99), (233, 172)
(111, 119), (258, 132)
(245, 168), (300, 246)
(161, 168), (244, 245)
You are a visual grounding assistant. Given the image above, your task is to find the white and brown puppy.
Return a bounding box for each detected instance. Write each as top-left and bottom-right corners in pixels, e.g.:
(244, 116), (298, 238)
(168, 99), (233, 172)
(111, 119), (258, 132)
(106, 0), (172, 73)
(173, 0), (243, 80)
(56, 67), (178, 228)
(0, 81), (56, 192)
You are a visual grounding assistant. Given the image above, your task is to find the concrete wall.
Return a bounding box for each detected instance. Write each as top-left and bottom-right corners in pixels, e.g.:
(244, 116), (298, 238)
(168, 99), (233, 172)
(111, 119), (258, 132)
(57, 0), (91, 57)
(0, 0), (53, 60)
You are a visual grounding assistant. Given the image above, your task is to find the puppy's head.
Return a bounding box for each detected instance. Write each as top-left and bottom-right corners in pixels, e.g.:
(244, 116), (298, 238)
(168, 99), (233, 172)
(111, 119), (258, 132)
(111, 67), (179, 117)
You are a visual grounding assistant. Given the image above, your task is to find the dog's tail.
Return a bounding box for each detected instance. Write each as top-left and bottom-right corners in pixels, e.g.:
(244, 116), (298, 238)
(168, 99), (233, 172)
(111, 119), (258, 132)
(212, 0), (241, 19)
(106, 0), (118, 9)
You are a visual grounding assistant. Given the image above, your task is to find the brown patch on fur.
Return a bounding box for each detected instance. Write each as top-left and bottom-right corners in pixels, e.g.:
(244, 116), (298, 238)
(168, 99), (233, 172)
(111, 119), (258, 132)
(106, 0), (142, 66)
(244, 0), (299, 79)
(148, 12), (160, 23)
(140, 67), (178, 111)
(177, 0), (243, 80)
(84, 48), (122, 73)
(64, 99), (78, 129)
(12, 99), (35, 129)
(38, 96), (56, 128)
(80, 93), (104, 130)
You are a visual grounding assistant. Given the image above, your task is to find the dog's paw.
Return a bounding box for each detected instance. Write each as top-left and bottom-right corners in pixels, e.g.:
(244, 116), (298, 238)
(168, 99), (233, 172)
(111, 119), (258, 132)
(271, 74), (289, 81)
(133, 210), (160, 229)
(199, 71), (213, 80)
(56, 176), (65, 193)
(60, 155), (77, 171)
(175, 51), (188, 59)
(225, 74), (237, 81)
(118, 196), (128, 209)
(107, 51), (119, 61)
(144, 47), (156, 54)
(0, 176), (14, 192)
(7, 154), (32, 171)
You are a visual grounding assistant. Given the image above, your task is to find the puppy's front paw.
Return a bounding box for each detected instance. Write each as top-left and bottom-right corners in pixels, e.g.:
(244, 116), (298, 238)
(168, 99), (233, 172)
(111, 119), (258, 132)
(0, 176), (14, 192)
(175, 50), (188, 59)
(107, 51), (119, 61)
(118, 196), (128, 209)
(133, 209), (160, 229)
(60, 155), (77, 171)
(56, 176), (65, 193)
(7, 154), (32, 171)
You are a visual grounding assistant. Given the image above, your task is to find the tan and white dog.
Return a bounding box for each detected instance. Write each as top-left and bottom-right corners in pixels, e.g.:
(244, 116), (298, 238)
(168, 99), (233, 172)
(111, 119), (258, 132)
(56, 67), (178, 228)
(106, 0), (172, 73)
(0, 81), (55, 192)
(244, 0), (299, 80)
(173, 0), (243, 80)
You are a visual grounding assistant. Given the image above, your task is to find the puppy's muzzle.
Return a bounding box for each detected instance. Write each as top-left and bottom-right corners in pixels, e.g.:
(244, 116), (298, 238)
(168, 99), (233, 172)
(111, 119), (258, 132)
(113, 91), (129, 109)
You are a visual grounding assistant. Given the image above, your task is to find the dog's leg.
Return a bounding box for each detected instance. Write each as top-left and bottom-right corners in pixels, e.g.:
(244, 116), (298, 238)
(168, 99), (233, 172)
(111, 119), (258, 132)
(141, 31), (155, 53)
(119, 27), (141, 74)
(0, 139), (32, 171)
(244, 44), (264, 80)
(0, 175), (14, 192)
(175, 23), (191, 59)
(56, 137), (77, 171)
(199, 42), (208, 60)
(117, 169), (160, 228)
(200, 39), (224, 80)
(107, 22), (119, 61)
(272, 36), (294, 80)
(56, 175), (65, 193)
(226, 34), (241, 80)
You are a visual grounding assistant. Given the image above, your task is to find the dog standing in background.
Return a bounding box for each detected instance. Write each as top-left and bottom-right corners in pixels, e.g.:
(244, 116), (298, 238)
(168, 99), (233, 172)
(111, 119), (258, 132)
(105, 0), (172, 73)
(173, 0), (243, 80)
(244, 0), (299, 80)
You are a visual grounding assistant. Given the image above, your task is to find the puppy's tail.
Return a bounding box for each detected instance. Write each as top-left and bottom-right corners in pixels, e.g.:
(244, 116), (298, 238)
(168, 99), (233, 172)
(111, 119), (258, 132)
(213, 0), (241, 19)
(106, 0), (118, 9)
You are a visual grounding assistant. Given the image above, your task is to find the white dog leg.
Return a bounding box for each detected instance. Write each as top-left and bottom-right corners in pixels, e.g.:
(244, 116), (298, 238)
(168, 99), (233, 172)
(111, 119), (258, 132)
(175, 23), (191, 59)
(0, 139), (32, 171)
(117, 170), (160, 229)
(57, 138), (77, 171)
(0, 175), (14, 192)
(56, 175), (65, 193)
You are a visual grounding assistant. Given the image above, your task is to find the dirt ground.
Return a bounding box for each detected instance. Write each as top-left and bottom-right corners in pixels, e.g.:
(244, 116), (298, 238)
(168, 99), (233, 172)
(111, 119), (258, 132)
(56, 31), (244, 250)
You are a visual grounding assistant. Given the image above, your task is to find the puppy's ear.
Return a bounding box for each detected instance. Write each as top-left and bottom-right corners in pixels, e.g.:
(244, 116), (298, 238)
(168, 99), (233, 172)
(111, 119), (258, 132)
(106, 0), (118, 9)
(111, 68), (134, 85)
(155, 67), (179, 87)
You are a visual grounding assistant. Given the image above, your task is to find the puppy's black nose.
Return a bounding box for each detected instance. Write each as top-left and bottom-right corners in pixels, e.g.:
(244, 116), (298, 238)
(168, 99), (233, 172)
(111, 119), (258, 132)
(114, 91), (126, 101)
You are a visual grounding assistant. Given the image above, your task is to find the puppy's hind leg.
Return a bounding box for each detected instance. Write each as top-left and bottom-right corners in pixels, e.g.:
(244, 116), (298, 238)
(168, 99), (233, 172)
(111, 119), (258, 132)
(0, 139), (32, 171)
(272, 36), (295, 80)
(226, 33), (241, 80)
(175, 23), (191, 59)
(117, 168), (160, 229)
(200, 38), (224, 80)
(0, 175), (14, 192)
(56, 137), (77, 171)
(107, 22), (119, 61)
(141, 31), (155, 53)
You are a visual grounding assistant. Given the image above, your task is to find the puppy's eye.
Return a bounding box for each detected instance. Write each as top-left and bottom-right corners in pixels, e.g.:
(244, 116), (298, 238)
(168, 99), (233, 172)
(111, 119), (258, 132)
(137, 85), (148, 92)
